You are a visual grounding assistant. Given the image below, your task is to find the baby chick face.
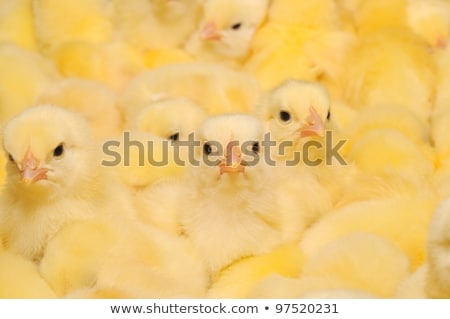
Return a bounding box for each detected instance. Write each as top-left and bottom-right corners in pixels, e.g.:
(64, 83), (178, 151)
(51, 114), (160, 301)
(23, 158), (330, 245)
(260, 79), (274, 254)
(135, 97), (207, 142)
(197, 0), (269, 58)
(192, 114), (267, 190)
(2, 105), (95, 196)
(258, 80), (331, 151)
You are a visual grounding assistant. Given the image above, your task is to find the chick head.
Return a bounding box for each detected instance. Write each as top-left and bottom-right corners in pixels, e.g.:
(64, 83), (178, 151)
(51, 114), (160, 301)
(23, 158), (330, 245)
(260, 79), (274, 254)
(135, 97), (208, 142)
(191, 113), (268, 190)
(2, 105), (95, 197)
(257, 79), (331, 156)
(193, 0), (269, 59)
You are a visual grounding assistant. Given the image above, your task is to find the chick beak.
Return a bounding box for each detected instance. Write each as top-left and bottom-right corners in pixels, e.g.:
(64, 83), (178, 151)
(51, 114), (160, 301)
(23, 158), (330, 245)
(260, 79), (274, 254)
(436, 36), (447, 49)
(201, 21), (222, 41)
(19, 149), (48, 185)
(298, 106), (325, 138)
(219, 143), (246, 175)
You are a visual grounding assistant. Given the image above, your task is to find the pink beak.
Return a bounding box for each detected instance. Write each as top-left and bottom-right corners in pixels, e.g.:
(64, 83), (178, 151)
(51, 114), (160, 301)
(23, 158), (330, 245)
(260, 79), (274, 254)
(219, 142), (245, 175)
(298, 106), (325, 138)
(200, 21), (222, 41)
(19, 149), (48, 185)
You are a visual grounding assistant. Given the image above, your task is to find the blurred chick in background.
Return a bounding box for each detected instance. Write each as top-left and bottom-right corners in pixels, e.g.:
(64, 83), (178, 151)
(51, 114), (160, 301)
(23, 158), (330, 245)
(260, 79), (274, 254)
(245, 0), (355, 93)
(114, 0), (203, 52)
(0, 0), (37, 51)
(0, 43), (60, 125)
(185, 0), (270, 66)
(339, 27), (437, 122)
(0, 105), (135, 262)
(250, 233), (409, 298)
(0, 250), (56, 298)
(118, 62), (261, 126)
(32, 0), (114, 54)
(35, 78), (123, 140)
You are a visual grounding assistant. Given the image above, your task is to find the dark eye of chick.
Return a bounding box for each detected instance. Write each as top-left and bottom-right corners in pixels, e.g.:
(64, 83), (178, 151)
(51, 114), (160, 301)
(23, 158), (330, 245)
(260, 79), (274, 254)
(53, 143), (64, 157)
(252, 142), (259, 153)
(327, 110), (331, 120)
(8, 153), (14, 162)
(279, 110), (291, 122)
(231, 22), (242, 30)
(203, 143), (212, 155)
(168, 132), (180, 142)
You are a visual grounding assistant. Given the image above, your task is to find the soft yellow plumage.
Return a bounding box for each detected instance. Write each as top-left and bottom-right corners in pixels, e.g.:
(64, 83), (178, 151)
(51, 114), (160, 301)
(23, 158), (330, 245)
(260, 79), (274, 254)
(250, 233), (409, 298)
(35, 78), (123, 140)
(0, 0), (37, 50)
(300, 195), (438, 270)
(114, 0), (203, 52)
(50, 40), (145, 90)
(0, 250), (56, 298)
(118, 62), (261, 124)
(0, 105), (135, 262)
(207, 242), (304, 298)
(32, 0), (114, 53)
(245, 0), (355, 91)
(0, 43), (60, 125)
(340, 27), (437, 121)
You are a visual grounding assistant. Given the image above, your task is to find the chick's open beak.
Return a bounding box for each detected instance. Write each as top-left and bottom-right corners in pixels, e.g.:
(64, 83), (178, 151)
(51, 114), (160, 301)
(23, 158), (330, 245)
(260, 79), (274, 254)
(298, 106), (325, 138)
(219, 143), (246, 175)
(201, 21), (222, 41)
(19, 149), (49, 185)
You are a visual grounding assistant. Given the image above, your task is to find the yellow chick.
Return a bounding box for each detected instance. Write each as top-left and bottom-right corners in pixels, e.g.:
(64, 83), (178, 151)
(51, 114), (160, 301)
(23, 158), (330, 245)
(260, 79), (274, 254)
(118, 62), (261, 124)
(35, 78), (123, 140)
(0, 0), (38, 50)
(185, 0), (270, 66)
(256, 79), (362, 207)
(244, 0), (355, 92)
(0, 250), (56, 298)
(340, 27), (437, 121)
(0, 43), (60, 124)
(300, 194), (439, 270)
(179, 113), (282, 277)
(180, 113), (327, 278)
(114, 0), (203, 52)
(0, 105), (135, 262)
(406, 0), (450, 49)
(250, 233), (409, 298)
(256, 79), (333, 162)
(32, 0), (114, 53)
(50, 40), (145, 91)
(425, 196), (450, 298)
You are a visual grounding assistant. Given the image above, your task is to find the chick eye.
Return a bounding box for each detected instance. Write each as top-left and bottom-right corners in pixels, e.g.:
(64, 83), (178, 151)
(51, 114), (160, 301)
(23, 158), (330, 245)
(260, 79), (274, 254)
(252, 142), (259, 153)
(53, 143), (64, 157)
(279, 110), (291, 122)
(8, 153), (14, 162)
(231, 22), (242, 30)
(168, 132), (180, 142)
(203, 142), (212, 155)
(327, 110), (331, 120)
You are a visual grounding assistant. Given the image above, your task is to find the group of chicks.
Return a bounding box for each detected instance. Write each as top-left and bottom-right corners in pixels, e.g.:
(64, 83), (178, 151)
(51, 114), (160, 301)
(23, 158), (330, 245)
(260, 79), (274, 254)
(1, 0), (450, 299)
